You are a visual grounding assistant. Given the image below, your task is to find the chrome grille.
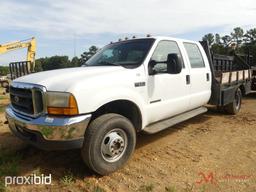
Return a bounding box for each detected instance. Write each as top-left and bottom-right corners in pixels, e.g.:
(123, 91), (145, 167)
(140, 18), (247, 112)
(10, 84), (44, 116)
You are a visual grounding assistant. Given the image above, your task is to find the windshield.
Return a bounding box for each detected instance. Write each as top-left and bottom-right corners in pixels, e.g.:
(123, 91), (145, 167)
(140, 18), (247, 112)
(84, 38), (155, 68)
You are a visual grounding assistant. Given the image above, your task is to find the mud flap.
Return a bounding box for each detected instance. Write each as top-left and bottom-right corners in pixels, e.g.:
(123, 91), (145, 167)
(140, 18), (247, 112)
(221, 86), (237, 106)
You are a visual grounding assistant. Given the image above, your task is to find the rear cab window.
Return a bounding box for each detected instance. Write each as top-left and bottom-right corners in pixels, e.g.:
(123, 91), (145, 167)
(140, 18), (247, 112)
(183, 43), (205, 68)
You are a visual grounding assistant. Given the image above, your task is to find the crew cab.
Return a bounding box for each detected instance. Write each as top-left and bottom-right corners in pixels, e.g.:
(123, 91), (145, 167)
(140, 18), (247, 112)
(5, 36), (254, 175)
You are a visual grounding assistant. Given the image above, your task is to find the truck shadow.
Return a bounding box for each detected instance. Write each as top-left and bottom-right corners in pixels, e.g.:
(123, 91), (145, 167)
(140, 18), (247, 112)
(244, 92), (256, 98)
(6, 95), (253, 181)
(8, 111), (213, 180)
(1, 94), (255, 181)
(136, 112), (212, 149)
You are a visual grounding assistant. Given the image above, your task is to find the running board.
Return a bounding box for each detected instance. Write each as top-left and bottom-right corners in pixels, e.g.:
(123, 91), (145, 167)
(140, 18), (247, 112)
(143, 107), (208, 134)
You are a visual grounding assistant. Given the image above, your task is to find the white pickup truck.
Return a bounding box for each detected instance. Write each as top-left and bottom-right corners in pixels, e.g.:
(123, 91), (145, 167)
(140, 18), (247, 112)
(5, 36), (253, 175)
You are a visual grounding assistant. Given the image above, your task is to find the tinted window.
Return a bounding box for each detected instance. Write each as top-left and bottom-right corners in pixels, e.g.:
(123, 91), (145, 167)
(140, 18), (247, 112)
(85, 39), (155, 68)
(150, 41), (183, 73)
(184, 43), (205, 68)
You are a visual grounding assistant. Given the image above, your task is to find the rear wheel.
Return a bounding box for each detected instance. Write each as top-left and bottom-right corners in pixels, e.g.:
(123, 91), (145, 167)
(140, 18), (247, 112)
(225, 88), (242, 115)
(81, 113), (136, 175)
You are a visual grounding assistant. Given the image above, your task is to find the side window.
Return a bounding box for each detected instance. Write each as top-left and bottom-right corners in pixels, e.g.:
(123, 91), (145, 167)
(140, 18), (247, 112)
(150, 41), (184, 74)
(183, 43), (205, 68)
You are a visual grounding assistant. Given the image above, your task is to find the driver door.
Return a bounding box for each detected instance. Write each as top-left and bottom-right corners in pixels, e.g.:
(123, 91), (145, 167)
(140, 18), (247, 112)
(146, 40), (190, 124)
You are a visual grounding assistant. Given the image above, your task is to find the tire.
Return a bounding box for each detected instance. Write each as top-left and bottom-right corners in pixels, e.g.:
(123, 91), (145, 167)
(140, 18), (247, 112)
(81, 113), (136, 175)
(2, 81), (9, 88)
(225, 88), (242, 115)
(216, 106), (224, 112)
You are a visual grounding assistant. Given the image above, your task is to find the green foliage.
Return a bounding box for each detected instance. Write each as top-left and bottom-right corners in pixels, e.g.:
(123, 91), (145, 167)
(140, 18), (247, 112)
(69, 56), (80, 67)
(41, 56), (70, 71)
(202, 33), (214, 46)
(34, 58), (43, 72)
(231, 27), (244, 45)
(0, 149), (22, 192)
(0, 67), (9, 76)
(202, 27), (256, 64)
(0, 150), (22, 177)
(0, 180), (6, 192)
(244, 28), (256, 43)
(80, 46), (99, 64)
(0, 106), (6, 113)
(33, 45), (98, 72)
(165, 186), (176, 192)
(93, 186), (105, 192)
(138, 183), (154, 192)
(60, 170), (75, 186)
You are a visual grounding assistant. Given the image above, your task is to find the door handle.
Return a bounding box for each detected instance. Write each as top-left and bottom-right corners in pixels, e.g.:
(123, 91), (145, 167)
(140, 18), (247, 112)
(206, 73), (210, 81)
(186, 75), (190, 85)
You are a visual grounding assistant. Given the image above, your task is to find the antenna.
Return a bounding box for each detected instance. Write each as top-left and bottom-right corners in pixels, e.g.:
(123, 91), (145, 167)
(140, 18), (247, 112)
(73, 33), (77, 57)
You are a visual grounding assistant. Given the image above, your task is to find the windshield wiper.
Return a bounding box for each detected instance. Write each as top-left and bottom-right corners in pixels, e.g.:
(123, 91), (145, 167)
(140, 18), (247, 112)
(96, 61), (121, 66)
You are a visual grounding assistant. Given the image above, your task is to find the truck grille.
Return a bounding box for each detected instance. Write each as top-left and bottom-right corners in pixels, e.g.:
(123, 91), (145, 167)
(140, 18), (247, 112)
(10, 86), (44, 116)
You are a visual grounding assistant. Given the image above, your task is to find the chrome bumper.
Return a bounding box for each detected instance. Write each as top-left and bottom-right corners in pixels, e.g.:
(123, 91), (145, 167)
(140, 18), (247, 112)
(5, 105), (91, 150)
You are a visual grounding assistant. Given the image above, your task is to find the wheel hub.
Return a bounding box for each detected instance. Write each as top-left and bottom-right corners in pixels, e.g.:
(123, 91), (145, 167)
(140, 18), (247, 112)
(101, 129), (127, 162)
(235, 91), (241, 109)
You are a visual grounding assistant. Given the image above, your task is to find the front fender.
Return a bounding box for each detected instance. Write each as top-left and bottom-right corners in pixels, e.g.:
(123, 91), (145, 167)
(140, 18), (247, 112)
(73, 87), (148, 128)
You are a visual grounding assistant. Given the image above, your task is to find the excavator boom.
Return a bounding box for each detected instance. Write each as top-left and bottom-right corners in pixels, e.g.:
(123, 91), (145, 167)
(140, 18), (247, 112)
(0, 37), (36, 78)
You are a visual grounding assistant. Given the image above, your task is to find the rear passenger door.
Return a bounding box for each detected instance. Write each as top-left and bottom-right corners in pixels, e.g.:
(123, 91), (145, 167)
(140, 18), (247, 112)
(183, 42), (211, 110)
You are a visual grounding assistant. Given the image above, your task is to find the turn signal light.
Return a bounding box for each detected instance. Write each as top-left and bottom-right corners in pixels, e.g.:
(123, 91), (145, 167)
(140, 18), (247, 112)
(47, 95), (78, 115)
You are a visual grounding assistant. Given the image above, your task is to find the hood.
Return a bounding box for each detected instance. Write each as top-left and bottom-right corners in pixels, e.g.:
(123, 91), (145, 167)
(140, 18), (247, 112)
(14, 66), (126, 91)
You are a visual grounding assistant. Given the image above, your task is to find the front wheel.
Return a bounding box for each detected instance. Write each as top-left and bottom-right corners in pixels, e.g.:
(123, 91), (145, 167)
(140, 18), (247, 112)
(225, 88), (242, 115)
(81, 113), (136, 175)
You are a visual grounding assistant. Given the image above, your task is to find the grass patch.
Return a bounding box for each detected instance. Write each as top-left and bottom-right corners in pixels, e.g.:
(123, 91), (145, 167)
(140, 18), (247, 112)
(0, 180), (6, 192)
(165, 186), (176, 192)
(0, 150), (22, 192)
(138, 183), (154, 192)
(60, 170), (75, 186)
(93, 186), (105, 192)
(199, 185), (207, 192)
(0, 150), (22, 177)
(0, 96), (5, 100)
(0, 105), (7, 113)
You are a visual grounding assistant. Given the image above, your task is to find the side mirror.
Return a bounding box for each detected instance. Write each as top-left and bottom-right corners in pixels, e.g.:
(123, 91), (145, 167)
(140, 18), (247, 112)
(148, 60), (157, 75)
(166, 53), (182, 74)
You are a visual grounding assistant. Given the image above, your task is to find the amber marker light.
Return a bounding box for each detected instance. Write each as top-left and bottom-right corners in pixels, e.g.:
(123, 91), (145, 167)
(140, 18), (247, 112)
(47, 92), (79, 116)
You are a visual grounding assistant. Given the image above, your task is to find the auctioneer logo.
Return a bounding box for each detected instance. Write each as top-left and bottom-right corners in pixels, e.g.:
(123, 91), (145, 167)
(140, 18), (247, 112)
(195, 171), (254, 186)
(5, 174), (52, 186)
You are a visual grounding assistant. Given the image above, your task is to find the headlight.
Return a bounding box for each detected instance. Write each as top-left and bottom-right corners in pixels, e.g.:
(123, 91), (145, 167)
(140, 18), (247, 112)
(46, 92), (79, 115)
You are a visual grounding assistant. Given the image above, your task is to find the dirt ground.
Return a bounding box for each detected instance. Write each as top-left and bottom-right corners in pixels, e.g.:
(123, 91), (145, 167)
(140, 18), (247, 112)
(0, 89), (256, 192)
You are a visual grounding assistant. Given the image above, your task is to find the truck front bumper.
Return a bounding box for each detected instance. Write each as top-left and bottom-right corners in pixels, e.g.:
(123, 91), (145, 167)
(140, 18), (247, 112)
(5, 105), (91, 150)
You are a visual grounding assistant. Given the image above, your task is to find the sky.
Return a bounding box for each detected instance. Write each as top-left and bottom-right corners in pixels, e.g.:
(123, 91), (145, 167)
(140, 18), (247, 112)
(0, 0), (255, 66)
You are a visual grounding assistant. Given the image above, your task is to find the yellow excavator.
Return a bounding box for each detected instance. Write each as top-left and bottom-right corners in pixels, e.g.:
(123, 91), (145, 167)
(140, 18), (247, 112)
(0, 37), (36, 80)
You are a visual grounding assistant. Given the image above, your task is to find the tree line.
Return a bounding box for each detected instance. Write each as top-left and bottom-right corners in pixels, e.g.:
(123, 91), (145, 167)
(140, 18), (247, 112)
(0, 46), (99, 75)
(34, 26), (256, 72)
(34, 45), (98, 72)
(202, 27), (256, 59)
(0, 27), (256, 76)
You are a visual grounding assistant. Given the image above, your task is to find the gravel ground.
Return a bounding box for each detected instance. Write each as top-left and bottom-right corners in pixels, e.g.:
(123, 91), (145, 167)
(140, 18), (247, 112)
(0, 92), (256, 192)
